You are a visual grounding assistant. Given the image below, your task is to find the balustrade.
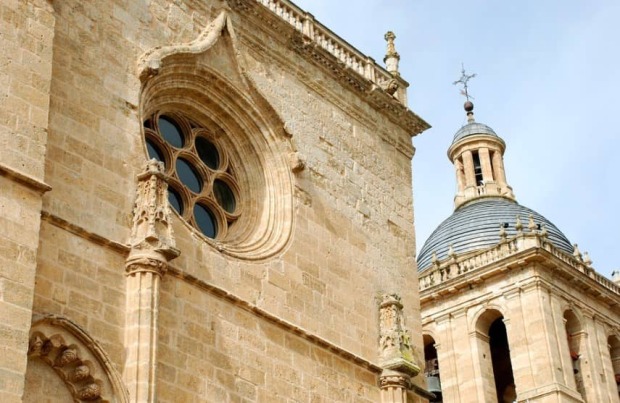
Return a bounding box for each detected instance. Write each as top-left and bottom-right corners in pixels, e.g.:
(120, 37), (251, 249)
(254, 0), (399, 95)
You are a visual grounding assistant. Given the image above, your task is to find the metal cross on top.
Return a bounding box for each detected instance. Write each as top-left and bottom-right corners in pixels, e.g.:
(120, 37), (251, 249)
(453, 64), (476, 101)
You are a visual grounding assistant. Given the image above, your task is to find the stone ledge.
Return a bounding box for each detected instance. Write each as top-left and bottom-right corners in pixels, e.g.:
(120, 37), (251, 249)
(0, 163), (51, 194)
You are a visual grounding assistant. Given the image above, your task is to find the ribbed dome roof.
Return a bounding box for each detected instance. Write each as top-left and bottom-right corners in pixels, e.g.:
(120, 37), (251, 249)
(417, 198), (573, 271)
(453, 122), (498, 144)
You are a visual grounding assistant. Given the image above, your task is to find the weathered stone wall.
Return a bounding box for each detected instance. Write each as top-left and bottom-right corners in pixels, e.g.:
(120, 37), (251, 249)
(13, 0), (426, 401)
(0, 0), (55, 400)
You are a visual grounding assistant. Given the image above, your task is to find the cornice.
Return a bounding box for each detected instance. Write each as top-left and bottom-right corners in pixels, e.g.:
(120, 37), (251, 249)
(226, 0), (430, 141)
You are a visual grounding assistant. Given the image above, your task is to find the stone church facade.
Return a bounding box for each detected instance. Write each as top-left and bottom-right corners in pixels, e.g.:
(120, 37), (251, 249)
(417, 104), (620, 402)
(3, 1), (619, 403)
(1, 0), (432, 402)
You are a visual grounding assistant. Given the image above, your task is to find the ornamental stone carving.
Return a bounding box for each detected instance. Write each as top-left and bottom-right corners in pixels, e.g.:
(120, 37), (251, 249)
(378, 293), (420, 377)
(126, 160), (179, 275)
(27, 315), (129, 403)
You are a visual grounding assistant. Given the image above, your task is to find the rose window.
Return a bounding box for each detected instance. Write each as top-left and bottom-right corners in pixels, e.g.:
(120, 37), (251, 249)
(143, 112), (240, 239)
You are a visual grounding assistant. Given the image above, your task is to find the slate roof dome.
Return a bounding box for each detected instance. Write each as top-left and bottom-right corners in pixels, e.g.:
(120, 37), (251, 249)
(416, 198), (573, 272)
(452, 122), (499, 144)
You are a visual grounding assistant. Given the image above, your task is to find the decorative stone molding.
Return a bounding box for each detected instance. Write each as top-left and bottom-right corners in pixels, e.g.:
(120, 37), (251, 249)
(379, 370), (410, 389)
(138, 9), (230, 82)
(27, 315), (129, 403)
(378, 294), (420, 377)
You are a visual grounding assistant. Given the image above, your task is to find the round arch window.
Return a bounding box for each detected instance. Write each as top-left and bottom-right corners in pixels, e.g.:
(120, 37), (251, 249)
(143, 112), (241, 239)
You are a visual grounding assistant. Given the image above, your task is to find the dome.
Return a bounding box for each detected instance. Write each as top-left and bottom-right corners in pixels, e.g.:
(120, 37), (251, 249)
(452, 122), (498, 144)
(416, 198), (573, 271)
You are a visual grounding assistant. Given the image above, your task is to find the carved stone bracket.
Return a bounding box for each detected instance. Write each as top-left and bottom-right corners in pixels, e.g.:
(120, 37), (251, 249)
(378, 294), (420, 377)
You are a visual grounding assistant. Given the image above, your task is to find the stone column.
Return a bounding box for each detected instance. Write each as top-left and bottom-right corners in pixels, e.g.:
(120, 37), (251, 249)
(454, 159), (465, 192)
(461, 151), (476, 188)
(378, 294), (421, 403)
(478, 147), (494, 182)
(380, 370), (409, 403)
(123, 161), (179, 402)
(492, 150), (507, 186)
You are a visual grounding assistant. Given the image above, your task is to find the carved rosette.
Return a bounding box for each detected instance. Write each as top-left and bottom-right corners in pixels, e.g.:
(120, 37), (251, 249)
(378, 293), (420, 377)
(126, 160), (180, 276)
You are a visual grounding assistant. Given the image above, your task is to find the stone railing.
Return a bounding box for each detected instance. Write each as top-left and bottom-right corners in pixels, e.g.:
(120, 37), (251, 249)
(254, 0), (402, 97)
(419, 236), (521, 291)
(419, 233), (620, 297)
(546, 244), (620, 296)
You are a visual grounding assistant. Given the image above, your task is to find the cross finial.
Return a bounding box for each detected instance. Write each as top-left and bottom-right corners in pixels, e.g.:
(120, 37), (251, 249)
(453, 64), (476, 101)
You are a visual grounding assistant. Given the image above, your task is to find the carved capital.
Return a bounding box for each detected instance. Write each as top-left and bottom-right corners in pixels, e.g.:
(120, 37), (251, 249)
(379, 371), (409, 389)
(378, 293), (420, 377)
(128, 160), (180, 264)
(125, 255), (168, 277)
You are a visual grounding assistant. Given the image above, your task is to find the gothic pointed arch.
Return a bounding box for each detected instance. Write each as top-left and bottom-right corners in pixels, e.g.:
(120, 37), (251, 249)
(137, 8), (296, 260)
(25, 315), (129, 403)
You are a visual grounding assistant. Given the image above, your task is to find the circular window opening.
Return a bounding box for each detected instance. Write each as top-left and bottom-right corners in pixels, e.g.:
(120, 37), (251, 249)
(214, 179), (236, 213)
(146, 138), (164, 162)
(168, 187), (184, 215)
(158, 115), (184, 148)
(175, 157), (202, 194)
(194, 203), (218, 238)
(196, 137), (220, 169)
(143, 112), (242, 240)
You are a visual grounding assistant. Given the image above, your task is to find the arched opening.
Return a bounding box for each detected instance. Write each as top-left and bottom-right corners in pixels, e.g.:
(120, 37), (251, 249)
(423, 334), (442, 402)
(608, 335), (620, 399)
(489, 318), (516, 403)
(564, 310), (585, 399)
(475, 309), (516, 402)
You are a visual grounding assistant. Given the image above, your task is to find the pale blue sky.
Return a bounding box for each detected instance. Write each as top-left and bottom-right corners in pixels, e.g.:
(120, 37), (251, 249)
(292, 0), (620, 279)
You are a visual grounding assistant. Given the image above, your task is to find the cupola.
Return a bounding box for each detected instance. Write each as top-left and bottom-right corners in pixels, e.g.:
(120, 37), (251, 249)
(448, 101), (515, 209)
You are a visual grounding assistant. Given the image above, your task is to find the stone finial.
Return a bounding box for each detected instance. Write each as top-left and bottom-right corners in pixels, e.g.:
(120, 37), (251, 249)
(499, 223), (507, 240)
(612, 270), (620, 286)
(378, 294), (420, 377)
(583, 252), (592, 267)
(431, 251), (439, 268)
(515, 215), (523, 233)
(126, 160), (180, 275)
(383, 31), (400, 76)
(448, 244), (457, 260)
(573, 244), (583, 261)
(528, 214), (537, 232)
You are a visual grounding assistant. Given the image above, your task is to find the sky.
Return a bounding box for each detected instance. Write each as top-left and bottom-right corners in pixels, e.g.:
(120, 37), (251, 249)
(292, 0), (620, 279)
